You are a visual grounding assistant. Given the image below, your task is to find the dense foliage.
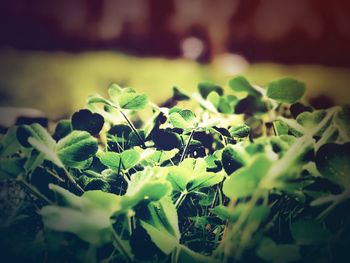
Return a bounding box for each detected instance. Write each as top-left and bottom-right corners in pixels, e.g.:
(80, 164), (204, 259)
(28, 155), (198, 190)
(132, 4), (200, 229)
(1, 76), (350, 263)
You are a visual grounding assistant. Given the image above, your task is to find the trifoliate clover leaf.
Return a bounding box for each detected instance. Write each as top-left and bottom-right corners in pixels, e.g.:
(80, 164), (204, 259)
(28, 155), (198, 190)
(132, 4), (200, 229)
(98, 149), (140, 172)
(71, 109), (104, 135)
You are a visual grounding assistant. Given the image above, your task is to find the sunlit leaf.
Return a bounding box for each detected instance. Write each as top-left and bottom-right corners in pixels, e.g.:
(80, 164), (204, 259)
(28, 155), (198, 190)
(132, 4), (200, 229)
(57, 131), (98, 168)
(267, 78), (305, 104)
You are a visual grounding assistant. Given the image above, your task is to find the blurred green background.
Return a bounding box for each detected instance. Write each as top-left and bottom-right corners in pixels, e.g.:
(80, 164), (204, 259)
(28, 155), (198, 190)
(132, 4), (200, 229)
(1, 49), (350, 118)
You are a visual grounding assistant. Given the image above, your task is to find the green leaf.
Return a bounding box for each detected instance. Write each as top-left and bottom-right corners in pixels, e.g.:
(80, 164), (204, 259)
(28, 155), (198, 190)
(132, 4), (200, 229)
(71, 109), (104, 135)
(28, 137), (62, 167)
(140, 149), (179, 166)
(221, 144), (249, 175)
(257, 238), (301, 263)
(172, 86), (190, 101)
(212, 204), (270, 224)
(223, 155), (271, 198)
(198, 81), (223, 99)
(333, 107), (350, 141)
(0, 127), (21, 156)
(267, 78), (306, 104)
(86, 94), (110, 105)
(211, 205), (240, 222)
(16, 125), (60, 169)
(41, 206), (112, 246)
(140, 197), (180, 255)
(17, 123), (55, 149)
(270, 135), (296, 155)
(198, 189), (216, 206)
(169, 110), (196, 129)
(99, 149), (140, 171)
(229, 76), (261, 97)
(0, 157), (25, 179)
(234, 95), (268, 114)
(315, 142), (350, 188)
(168, 158), (223, 193)
(187, 171), (224, 192)
(41, 185), (123, 246)
(207, 91), (220, 108)
(167, 166), (191, 192)
(229, 124), (250, 138)
(218, 96), (236, 114)
(98, 152), (121, 171)
(121, 149), (140, 170)
(290, 220), (330, 245)
(53, 119), (72, 141)
(57, 131), (98, 168)
(296, 110), (327, 133)
(140, 220), (178, 255)
(126, 167), (172, 204)
(273, 120), (289, 136)
(108, 83), (123, 99)
(152, 129), (182, 150)
(118, 93), (148, 110)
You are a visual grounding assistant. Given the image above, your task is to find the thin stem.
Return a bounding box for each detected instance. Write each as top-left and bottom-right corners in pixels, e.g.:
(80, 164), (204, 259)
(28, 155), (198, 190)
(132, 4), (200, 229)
(18, 178), (53, 205)
(111, 226), (133, 262)
(180, 129), (195, 162)
(175, 192), (187, 208)
(45, 168), (65, 182)
(117, 108), (146, 148)
(317, 190), (350, 220)
(315, 125), (336, 150)
(62, 167), (84, 193)
(220, 190), (261, 260)
(310, 107), (338, 136)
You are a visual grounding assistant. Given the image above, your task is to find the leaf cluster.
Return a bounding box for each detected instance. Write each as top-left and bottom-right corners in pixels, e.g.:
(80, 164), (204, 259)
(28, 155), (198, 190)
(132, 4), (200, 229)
(1, 78), (350, 263)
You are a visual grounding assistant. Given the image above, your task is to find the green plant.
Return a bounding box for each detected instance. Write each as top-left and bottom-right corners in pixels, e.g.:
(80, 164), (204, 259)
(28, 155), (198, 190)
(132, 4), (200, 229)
(1, 77), (349, 263)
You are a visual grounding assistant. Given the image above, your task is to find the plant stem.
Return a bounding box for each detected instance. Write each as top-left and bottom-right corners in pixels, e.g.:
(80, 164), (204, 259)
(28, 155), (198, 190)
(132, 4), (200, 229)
(18, 178), (53, 205)
(62, 167), (84, 193)
(117, 108), (146, 148)
(45, 168), (65, 182)
(111, 226), (133, 262)
(221, 190), (261, 260)
(315, 125), (336, 150)
(310, 107), (338, 136)
(180, 129), (195, 162)
(175, 192), (187, 208)
(317, 189), (350, 219)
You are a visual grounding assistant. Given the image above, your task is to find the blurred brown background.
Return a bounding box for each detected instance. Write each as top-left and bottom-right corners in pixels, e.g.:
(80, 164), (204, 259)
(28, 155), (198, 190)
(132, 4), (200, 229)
(0, 0), (350, 118)
(1, 0), (350, 65)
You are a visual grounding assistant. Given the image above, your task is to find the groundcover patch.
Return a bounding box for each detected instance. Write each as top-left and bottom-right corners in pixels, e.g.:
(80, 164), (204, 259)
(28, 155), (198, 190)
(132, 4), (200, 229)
(0, 76), (349, 263)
